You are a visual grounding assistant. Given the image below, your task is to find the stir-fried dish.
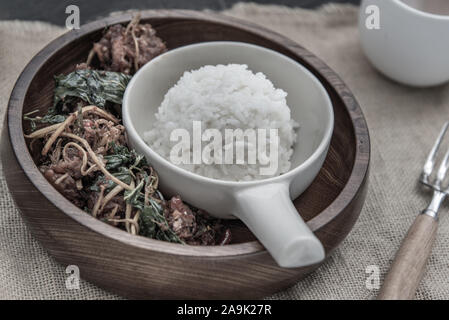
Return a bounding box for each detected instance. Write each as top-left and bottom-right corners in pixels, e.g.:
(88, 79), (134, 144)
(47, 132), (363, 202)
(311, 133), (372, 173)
(24, 16), (231, 246)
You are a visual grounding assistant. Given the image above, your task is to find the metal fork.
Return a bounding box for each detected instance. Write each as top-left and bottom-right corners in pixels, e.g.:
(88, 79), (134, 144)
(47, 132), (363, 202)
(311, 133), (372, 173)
(378, 122), (449, 300)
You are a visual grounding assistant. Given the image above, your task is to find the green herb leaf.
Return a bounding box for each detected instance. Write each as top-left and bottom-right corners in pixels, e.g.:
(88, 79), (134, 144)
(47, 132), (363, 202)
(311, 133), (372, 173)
(104, 142), (136, 170)
(138, 200), (184, 244)
(53, 69), (132, 109)
(124, 178), (145, 205)
(23, 112), (67, 131)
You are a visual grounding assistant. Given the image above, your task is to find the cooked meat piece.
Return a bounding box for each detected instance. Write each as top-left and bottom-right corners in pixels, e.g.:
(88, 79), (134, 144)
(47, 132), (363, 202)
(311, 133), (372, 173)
(56, 157), (83, 179)
(169, 209), (196, 239)
(51, 145), (83, 179)
(86, 190), (102, 214)
(43, 168), (84, 207)
(92, 22), (166, 74)
(79, 117), (125, 155)
(81, 119), (97, 147)
(165, 196), (231, 246)
(103, 195), (126, 217)
(169, 195), (193, 216)
(166, 196), (197, 240)
(87, 191), (126, 219)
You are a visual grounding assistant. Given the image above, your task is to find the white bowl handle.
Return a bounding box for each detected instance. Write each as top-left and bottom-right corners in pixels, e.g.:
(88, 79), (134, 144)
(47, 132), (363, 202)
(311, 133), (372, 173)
(234, 183), (325, 268)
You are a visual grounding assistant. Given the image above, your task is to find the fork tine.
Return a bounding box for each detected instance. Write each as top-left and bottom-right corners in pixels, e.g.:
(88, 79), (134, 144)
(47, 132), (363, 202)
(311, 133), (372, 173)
(421, 122), (449, 184)
(436, 144), (449, 187)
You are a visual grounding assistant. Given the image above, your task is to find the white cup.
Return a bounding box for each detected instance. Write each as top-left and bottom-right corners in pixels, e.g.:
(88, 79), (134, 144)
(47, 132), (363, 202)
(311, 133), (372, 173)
(123, 42), (334, 268)
(359, 0), (449, 87)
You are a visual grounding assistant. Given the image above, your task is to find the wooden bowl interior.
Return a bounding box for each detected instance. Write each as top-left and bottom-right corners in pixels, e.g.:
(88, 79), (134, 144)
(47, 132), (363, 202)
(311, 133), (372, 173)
(22, 17), (356, 245)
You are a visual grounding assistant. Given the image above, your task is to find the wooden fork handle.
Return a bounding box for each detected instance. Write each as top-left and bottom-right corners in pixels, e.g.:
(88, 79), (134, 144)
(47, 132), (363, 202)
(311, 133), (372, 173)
(378, 214), (438, 300)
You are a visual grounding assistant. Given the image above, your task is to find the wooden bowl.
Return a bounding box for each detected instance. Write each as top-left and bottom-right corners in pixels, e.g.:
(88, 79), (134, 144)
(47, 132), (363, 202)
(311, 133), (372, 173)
(1, 10), (370, 299)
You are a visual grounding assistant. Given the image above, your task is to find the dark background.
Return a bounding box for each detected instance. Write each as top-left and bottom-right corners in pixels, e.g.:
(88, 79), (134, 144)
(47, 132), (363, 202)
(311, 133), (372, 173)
(0, 0), (360, 25)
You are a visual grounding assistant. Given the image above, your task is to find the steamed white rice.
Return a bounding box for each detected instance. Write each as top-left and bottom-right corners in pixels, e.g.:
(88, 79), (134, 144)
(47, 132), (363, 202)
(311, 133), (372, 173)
(143, 64), (297, 181)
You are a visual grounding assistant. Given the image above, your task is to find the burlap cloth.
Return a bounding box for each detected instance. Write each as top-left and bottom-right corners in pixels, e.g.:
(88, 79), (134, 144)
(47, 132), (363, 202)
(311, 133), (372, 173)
(1, 3), (448, 300)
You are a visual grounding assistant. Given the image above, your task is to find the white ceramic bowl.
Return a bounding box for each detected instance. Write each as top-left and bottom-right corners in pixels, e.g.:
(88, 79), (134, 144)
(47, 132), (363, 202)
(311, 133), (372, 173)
(359, 0), (449, 87)
(123, 42), (334, 268)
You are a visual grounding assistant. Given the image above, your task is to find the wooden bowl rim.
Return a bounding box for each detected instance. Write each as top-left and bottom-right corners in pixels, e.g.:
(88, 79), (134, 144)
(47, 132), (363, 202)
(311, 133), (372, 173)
(6, 10), (370, 258)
